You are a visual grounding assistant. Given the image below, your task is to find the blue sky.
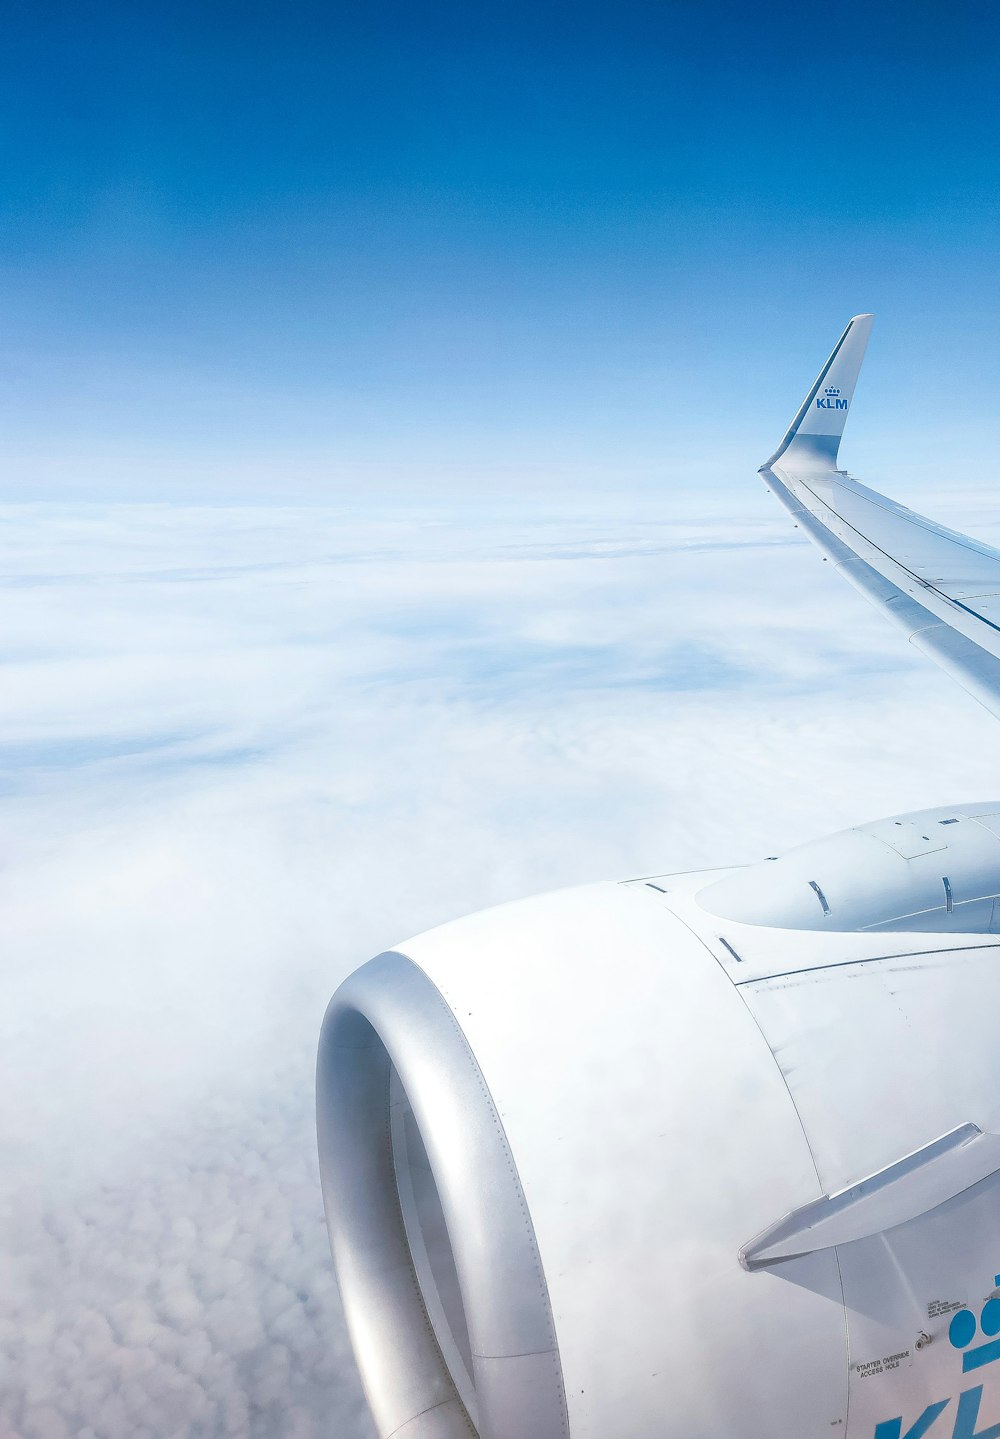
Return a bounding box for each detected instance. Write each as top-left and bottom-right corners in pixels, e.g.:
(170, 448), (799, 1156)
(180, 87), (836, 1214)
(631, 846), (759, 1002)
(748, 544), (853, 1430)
(4, 0), (1000, 498)
(8, 10), (1000, 1430)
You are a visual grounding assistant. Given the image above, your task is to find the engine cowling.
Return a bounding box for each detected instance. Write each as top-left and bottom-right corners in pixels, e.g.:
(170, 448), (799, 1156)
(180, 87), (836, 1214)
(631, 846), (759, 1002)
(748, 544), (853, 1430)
(317, 804), (1000, 1439)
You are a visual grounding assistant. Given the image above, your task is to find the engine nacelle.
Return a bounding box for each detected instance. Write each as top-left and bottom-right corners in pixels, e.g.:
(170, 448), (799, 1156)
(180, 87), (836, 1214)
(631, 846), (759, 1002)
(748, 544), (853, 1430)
(699, 803), (1000, 934)
(317, 805), (1000, 1439)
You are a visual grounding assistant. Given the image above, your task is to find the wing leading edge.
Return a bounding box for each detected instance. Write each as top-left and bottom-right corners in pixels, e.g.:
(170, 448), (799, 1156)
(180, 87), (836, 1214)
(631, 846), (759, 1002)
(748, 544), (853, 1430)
(761, 315), (1000, 719)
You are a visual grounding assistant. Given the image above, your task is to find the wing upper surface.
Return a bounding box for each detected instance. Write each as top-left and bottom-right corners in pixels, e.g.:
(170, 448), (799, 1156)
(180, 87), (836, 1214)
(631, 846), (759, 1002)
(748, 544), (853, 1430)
(762, 316), (1000, 719)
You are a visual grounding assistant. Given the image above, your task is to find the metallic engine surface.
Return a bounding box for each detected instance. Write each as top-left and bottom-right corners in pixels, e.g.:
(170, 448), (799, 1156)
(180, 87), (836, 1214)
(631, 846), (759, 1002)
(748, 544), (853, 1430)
(316, 950), (567, 1439)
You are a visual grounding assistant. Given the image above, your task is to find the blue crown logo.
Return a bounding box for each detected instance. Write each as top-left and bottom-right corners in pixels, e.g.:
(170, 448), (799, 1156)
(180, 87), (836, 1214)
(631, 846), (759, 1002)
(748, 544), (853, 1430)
(949, 1278), (1000, 1372)
(825, 387), (842, 397)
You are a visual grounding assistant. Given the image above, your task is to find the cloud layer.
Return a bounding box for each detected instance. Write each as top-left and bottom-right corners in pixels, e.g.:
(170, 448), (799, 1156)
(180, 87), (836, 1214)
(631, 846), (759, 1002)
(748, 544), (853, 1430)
(4, 487), (1000, 1438)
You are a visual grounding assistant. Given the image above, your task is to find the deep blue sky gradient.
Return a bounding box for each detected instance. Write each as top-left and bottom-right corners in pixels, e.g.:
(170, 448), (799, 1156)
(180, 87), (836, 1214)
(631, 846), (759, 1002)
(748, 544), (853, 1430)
(4, 0), (1000, 498)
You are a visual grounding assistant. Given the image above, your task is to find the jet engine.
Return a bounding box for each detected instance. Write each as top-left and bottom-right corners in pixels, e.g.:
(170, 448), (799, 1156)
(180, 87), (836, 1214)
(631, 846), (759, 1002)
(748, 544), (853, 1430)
(317, 804), (1000, 1439)
(318, 315), (1000, 1439)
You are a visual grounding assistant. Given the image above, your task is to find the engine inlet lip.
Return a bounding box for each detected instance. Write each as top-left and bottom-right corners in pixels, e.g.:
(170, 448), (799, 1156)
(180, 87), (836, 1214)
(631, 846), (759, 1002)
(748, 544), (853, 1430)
(316, 949), (569, 1439)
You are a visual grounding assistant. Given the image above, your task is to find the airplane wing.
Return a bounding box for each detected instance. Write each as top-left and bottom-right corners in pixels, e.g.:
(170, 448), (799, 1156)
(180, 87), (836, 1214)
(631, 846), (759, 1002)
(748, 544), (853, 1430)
(761, 314), (1000, 719)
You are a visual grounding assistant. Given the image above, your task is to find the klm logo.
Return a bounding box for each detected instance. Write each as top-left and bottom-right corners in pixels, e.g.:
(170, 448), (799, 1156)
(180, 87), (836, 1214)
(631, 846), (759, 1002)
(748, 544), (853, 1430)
(817, 385), (849, 412)
(951, 1292), (1000, 1373)
(874, 1276), (1000, 1439)
(876, 1389), (1000, 1439)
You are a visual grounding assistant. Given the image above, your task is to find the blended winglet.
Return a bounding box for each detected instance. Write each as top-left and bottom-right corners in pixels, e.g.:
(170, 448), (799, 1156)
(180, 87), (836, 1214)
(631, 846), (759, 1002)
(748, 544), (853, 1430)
(763, 313), (874, 472)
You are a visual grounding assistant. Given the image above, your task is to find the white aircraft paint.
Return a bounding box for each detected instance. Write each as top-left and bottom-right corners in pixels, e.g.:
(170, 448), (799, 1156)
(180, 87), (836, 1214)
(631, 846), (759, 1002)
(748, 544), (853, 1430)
(318, 317), (1000, 1439)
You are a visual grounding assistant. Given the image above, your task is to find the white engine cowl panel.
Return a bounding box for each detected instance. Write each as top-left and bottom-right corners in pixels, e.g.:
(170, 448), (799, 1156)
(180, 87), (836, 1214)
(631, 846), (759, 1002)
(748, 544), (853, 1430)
(697, 803), (1000, 934)
(317, 806), (1000, 1439)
